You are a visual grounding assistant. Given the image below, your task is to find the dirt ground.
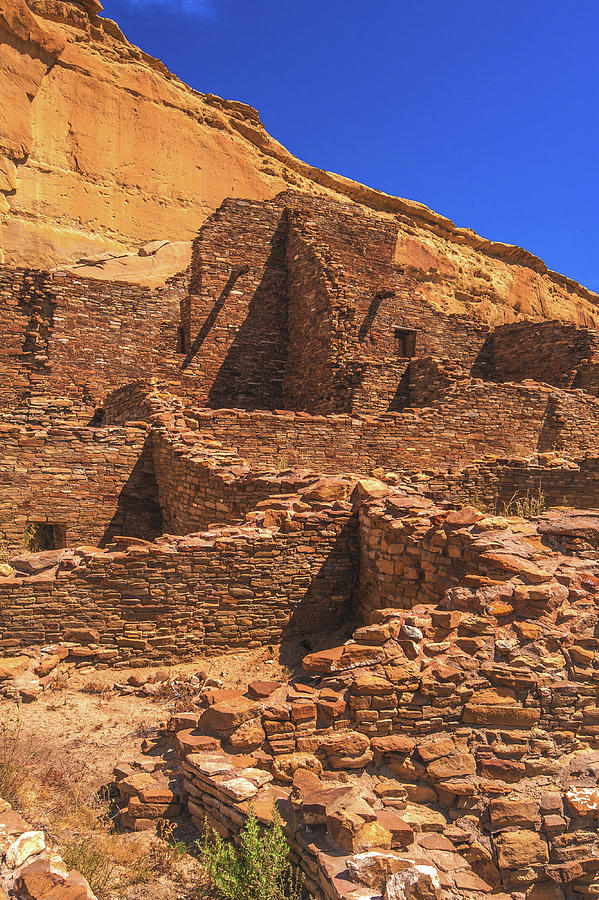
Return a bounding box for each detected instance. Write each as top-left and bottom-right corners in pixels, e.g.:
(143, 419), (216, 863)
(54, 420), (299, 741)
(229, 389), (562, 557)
(1, 646), (297, 900)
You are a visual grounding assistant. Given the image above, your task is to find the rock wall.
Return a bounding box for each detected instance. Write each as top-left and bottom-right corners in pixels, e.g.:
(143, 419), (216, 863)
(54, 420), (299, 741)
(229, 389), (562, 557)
(0, 264), (187, 420)
(186, 380), (599, 474)
(0, 510), (357, 659)
(424, 452), (599, 513)
(478, 320), (599, 392)
(0, 421), (160, 551)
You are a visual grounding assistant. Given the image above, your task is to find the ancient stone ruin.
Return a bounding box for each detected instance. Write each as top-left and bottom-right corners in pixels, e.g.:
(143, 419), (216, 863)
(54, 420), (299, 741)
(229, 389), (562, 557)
(1, 186), (599, 900)
(1, 2), (599, 899)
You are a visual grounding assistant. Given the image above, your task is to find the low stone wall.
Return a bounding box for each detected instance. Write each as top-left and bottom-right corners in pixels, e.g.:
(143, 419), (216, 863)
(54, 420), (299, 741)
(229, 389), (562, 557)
(0, 510), (357, 659)
(424, 452), (599, 512)
(0, 422), (161, 552)
(186, 380), (599, 474)
(151, 429), (319, 534)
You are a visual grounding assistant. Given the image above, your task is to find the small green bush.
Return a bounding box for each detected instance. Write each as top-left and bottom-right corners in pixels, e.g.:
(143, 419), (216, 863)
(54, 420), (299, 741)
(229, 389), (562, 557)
(197, 808), (303, 900)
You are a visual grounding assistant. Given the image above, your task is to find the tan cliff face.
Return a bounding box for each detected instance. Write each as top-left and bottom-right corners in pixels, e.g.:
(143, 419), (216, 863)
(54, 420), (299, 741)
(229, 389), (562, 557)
(1, 0), (598, 326)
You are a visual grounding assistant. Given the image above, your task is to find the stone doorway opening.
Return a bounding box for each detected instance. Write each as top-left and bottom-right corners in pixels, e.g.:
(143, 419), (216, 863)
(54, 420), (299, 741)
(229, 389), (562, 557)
(26, 522), (67, 552)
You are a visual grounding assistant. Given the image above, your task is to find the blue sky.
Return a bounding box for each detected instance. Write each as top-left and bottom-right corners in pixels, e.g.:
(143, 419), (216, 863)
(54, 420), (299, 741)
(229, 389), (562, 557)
(101, 0), (599, 291)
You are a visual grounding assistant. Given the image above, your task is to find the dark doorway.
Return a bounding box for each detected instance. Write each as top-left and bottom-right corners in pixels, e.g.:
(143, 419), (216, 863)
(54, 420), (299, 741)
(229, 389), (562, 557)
(26, 522), (67, 552)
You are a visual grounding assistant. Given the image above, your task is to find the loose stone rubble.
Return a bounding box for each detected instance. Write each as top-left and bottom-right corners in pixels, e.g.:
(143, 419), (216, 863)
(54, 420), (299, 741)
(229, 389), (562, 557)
(0, 797), (96, 899)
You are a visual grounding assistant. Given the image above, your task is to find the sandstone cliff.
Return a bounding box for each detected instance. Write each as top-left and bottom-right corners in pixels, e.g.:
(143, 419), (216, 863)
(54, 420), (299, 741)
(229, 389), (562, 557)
(1, 0), (598, 325)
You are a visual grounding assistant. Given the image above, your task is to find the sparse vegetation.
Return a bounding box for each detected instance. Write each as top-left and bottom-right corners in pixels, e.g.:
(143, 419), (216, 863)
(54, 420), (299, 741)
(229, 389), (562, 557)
(0, 716), (39, 806)
(197, 809), (303, 900)
(500, 488), (547, 518)
(467, 486), (547, 518)
(61, 837), (117, 895)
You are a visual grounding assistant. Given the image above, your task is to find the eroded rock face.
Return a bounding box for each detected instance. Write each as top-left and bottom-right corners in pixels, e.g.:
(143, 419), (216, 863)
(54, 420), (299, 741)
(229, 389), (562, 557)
(2, 0), (599, 324)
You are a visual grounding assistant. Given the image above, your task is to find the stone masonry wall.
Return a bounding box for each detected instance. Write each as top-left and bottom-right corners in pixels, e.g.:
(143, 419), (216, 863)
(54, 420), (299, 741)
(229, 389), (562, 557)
(282, 200), (490, 413)
(0, 266), (187, 422)
(0, 513), (357, 660)
(357, 494), (581, 620)
(424, 452), (599, 512)
(478, 320), (599, 391)
(0, 423), (161, 551)
(186, 380), (599, 474)
(182, 198), (289, 410)
(151, 428), (319, 534)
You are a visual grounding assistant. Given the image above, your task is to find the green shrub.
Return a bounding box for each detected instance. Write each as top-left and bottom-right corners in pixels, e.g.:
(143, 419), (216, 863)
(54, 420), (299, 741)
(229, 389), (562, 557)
(197, 808), (303, 900)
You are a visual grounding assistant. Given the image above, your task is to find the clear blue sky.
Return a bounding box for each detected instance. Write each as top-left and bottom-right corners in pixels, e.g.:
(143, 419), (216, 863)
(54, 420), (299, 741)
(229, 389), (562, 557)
(101, 0), (599, 291)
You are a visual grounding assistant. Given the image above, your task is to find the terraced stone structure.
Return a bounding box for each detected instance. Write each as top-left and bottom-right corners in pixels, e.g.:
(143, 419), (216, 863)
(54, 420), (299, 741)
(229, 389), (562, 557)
(2, 189), (599, 900)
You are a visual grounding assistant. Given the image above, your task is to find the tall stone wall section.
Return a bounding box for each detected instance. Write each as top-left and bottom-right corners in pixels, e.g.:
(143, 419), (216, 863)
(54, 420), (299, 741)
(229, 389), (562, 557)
(182, 198), (290, 410)
(0, 266), (187, 422)
(0, 423), (161, 551)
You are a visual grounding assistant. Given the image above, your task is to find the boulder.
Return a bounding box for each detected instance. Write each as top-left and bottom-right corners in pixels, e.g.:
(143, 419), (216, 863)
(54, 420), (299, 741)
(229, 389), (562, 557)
(347, 851), (413, 890)
(494, 829), (549, 869)
(0, 655), (30, 681)
(199, 697), (257, 733)
(6, 830), (46, 868)
(385, 865), (443, 900)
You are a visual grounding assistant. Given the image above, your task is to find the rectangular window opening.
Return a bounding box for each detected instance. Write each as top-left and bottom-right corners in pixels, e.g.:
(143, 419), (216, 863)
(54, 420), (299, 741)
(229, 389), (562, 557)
(26, 521), (67, 552)
(393, 326), (417, 358)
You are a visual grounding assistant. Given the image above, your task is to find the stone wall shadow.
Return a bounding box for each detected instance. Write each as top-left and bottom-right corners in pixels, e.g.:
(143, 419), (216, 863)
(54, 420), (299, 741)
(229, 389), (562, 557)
(470, 334), (494, 379)
(181, 267), (248, 372)
(100, 435), (163, 546)
(207, 217), (289, 410)
(278, 518), (360, 672)
(537, 394), (565, 452)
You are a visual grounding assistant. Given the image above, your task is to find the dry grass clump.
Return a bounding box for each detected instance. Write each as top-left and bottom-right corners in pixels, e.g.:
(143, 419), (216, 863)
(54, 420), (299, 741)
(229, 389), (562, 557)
(0, 714), (202, 898)
(0, 716), (40, 807)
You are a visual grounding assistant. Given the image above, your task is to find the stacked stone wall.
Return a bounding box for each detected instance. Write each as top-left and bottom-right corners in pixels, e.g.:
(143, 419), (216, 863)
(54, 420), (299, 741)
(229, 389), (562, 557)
(478, 320), (599, 391)
(0, 266), (187, 422)
(0, 423), (161, 551)
(186, 381), (599, 474)
(151, 429), (318, 534)
(425, 453), (599, 512)
(182, 198), (289, 410)
(0, 513), (357, 659)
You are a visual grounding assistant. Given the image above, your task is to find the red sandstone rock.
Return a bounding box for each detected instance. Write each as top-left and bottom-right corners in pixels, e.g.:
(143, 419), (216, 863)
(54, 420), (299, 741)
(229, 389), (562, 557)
(247, 680), (281, 700)
(199, 698), (257, 733)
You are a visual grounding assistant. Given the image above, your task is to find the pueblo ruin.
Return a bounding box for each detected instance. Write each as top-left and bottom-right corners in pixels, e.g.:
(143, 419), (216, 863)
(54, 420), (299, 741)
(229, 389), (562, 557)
(1, 2), (599, 899)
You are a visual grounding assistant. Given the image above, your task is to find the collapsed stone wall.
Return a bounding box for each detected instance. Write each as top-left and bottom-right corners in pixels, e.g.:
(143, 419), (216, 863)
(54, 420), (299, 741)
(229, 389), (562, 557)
(0, 510), (357, 659)
(0, 422), (161, 552)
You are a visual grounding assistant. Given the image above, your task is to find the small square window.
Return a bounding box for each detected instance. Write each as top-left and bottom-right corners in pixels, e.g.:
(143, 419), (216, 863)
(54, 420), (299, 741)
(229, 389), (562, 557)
(25, 522), (67, 552)
(393, 326), (417, 357)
